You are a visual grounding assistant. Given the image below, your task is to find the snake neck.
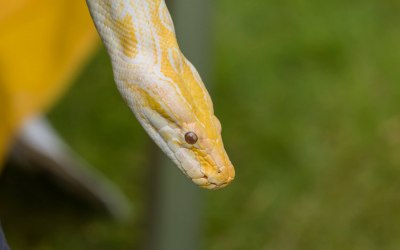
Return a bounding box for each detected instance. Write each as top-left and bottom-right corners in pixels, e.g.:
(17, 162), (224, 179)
(86, 0), (179, 72)
(86, 0), (213, 115)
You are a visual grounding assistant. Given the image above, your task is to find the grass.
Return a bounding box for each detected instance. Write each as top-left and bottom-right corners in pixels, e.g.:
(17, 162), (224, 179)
(206, 1), (400, 249)
(2, 0), (400, 249)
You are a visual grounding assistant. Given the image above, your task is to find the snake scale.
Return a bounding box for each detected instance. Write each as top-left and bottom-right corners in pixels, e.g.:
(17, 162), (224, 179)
(86, 0), (235, 189)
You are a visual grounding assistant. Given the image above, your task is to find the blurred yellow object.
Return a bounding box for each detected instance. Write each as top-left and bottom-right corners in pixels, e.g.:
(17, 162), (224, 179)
(0, 0), (99, 167)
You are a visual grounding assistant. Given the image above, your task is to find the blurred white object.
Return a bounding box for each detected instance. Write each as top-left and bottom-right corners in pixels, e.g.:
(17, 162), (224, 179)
(11, 116), (131, 220)
(0, 223), (9, 250)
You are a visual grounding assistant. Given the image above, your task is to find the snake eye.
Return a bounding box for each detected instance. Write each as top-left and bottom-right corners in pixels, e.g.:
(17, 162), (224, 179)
(185, 132), (198, 144)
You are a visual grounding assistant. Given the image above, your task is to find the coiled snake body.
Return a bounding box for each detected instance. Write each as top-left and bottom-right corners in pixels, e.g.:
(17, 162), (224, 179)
(86, 0), (234, 189)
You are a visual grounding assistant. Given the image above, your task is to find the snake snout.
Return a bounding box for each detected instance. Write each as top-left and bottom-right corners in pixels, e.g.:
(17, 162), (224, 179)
(192, 162), (235, 190)
(174, 140), (235, 189)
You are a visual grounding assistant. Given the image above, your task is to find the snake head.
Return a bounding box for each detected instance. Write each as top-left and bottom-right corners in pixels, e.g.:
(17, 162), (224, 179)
(125, 59), (235, 190)
(157, 114), (235, 190)
(170, 115), (235, 189)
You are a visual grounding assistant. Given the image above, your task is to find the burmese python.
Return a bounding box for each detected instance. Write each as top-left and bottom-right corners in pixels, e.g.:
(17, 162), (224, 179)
(86, 0), (235, 189)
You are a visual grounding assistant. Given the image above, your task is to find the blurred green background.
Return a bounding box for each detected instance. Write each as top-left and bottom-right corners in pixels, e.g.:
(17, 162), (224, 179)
(2, 0), (400, 249)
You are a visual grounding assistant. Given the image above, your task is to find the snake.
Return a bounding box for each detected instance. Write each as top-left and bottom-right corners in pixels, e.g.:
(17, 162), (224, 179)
(85, 0), (235, 189)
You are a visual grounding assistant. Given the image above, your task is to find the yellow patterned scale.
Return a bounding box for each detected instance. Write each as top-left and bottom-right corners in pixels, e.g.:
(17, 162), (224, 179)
(86, 0), (235, 189)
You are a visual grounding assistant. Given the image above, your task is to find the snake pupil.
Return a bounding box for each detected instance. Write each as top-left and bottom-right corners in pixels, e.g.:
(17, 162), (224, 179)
(185, 132), (198, 144)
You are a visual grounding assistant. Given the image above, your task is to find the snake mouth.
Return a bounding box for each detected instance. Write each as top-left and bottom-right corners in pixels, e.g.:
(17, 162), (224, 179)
(174, 147), (235, 189)
(192, 175), (234, 190)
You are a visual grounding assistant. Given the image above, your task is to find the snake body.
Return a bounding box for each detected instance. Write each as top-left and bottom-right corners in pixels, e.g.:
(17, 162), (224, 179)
(86, 0), (234, 189)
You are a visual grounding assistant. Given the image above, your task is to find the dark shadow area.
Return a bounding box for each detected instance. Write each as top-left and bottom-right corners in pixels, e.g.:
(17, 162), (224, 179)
(0, 161), (105, 248)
